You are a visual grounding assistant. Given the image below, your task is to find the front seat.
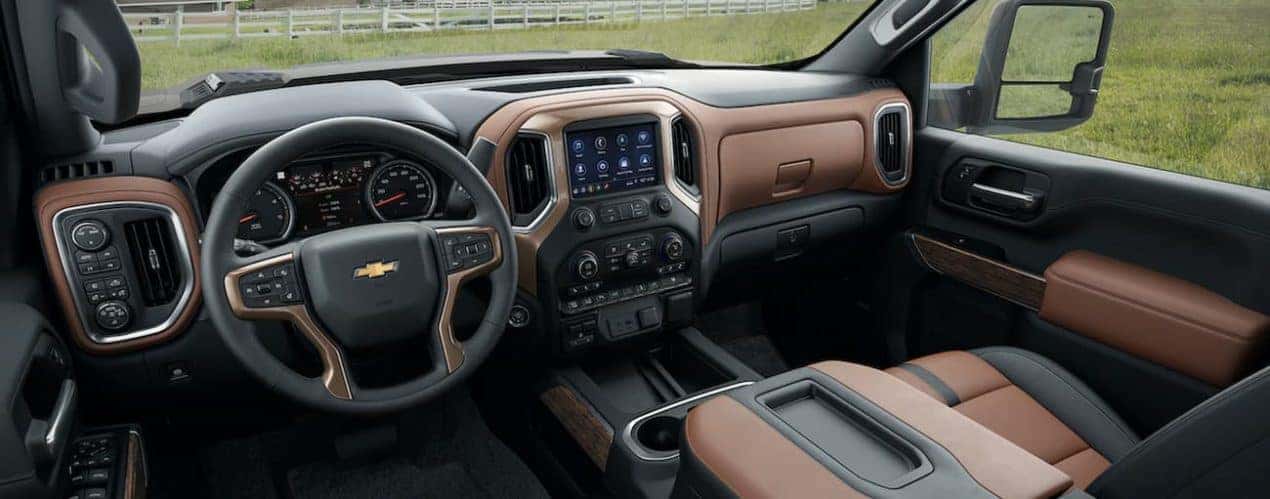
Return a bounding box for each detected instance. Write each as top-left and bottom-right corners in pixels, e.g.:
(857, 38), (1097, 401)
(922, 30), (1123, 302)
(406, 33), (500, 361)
(886, 347), (1270, 497)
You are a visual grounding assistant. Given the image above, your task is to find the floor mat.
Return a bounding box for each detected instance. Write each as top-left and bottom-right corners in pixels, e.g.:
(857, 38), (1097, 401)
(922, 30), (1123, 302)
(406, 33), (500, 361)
(697, 302), (791, 377)
(289, 460), (487, 499)
(286, 389), (548, 499)
(718, 334), (790, 377)
(152, 388), (548, 499)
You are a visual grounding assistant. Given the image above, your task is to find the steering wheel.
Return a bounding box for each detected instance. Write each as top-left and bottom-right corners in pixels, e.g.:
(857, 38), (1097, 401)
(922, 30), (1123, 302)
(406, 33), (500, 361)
(201, 117), (517, 415)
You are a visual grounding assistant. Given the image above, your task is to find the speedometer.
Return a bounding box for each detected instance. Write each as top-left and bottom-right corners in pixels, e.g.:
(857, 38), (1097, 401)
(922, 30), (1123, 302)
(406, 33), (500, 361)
(236, 182), (294, 244)
(366, 160), (438, 221)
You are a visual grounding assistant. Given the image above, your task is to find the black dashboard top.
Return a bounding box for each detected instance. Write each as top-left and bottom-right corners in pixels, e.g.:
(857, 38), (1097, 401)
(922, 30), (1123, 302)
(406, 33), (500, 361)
(92, 69), (885, 184)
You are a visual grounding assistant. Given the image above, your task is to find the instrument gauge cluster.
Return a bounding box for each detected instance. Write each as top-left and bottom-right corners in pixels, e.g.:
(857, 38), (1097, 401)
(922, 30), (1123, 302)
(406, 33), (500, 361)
(223, 151), (453, 246)
(366, 160), (439, 222)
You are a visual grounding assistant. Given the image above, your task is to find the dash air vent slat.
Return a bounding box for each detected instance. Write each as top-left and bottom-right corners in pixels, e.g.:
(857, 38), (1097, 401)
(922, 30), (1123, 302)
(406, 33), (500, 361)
(39, 160), (115, 186)
(125, 217), (182, 306)
(506, 135), (551, 226)
(874, 105), (909, 184)
(671, 118), (698, 194)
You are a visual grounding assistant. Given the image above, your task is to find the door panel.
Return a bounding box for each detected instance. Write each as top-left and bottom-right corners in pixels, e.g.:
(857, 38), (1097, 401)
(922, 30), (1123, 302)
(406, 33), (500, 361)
(895, 126), (1270, 434)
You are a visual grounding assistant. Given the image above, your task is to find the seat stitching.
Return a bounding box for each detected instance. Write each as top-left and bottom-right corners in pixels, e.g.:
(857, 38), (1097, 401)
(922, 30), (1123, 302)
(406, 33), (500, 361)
(1051, 446), (1096, 466)
(951, 384), (1012, 407)
(978, 350), (1138, 450)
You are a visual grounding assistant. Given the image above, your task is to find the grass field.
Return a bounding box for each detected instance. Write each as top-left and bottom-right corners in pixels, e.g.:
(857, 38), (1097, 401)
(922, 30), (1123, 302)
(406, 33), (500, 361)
(135, 0), (1268, 189)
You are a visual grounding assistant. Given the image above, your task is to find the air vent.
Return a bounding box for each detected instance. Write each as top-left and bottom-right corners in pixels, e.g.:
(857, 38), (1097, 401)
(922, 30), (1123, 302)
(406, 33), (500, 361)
(505, 135), (551, 225)
(671, 118), (698, 194)
(124, 217), (182, 307)
(874, 105), (909, 184)
(475, 76), (637, 94)
(39, 160), (115, 186)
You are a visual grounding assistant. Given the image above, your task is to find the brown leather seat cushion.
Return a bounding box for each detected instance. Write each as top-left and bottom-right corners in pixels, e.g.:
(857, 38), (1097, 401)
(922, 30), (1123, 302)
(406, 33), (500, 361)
(886, 350), (1137, 490)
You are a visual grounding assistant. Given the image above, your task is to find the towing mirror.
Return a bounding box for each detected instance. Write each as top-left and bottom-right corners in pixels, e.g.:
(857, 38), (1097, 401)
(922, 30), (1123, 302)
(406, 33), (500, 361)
(932, 0), (1114, 134)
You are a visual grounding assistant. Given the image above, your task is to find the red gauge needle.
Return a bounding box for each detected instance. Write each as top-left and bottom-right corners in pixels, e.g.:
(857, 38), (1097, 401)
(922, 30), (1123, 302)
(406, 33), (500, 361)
(239, 213), (258, 224)
(375, 191), (407, 208)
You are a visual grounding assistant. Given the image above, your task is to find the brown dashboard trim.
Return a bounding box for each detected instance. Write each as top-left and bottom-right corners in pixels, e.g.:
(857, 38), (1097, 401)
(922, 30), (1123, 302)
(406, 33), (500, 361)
(910, 233), (1046, 311)
(472, 87), (910, 294)
(35, 177), (203, 355)
(717, 120), (865, 219)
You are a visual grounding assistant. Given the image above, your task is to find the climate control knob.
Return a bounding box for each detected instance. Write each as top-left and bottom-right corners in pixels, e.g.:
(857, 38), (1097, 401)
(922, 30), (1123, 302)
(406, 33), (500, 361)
(575, 252), (600, 280)
(661, 234), (686, 261)
(94, 300), (132, 332)
(572, 207), (596, 230)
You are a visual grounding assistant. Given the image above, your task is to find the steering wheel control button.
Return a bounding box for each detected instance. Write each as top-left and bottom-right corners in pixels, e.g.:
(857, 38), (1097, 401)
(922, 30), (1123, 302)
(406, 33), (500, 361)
(441, 232), (495, 273)
(94, 301), (131, 331)
(241, 262), (301, 308)
(70, 220), (110, 251)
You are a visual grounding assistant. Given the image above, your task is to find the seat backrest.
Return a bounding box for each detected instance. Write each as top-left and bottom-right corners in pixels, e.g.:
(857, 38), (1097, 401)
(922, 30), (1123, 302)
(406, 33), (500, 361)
(1089, 365), (1270, 498)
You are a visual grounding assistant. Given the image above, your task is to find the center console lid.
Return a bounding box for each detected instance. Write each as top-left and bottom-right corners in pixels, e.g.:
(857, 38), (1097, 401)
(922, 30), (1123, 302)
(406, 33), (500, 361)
(674, 361), (1074, 499)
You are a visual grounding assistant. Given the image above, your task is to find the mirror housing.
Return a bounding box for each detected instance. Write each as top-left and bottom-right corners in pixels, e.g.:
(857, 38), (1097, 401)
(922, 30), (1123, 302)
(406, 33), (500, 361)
(929, 0), (1114, 134)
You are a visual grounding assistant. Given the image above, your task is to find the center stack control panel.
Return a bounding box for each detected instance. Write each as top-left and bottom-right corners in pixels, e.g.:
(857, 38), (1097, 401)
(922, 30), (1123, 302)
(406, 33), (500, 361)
(532, 114), (700, 355)
(547, 189), (698, 353)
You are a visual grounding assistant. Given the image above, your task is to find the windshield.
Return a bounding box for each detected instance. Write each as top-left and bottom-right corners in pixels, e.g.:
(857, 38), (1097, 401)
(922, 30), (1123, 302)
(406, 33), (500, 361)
(126, 0), (873, 92)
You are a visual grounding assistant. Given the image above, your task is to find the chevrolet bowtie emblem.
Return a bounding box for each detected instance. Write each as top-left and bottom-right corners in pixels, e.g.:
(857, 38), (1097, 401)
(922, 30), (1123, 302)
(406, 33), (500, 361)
(353, 260), (399, 279)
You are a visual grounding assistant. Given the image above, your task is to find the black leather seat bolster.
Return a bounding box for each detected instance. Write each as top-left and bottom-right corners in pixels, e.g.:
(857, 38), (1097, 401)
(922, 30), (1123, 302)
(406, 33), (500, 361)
(971, 346), (1139, 461)
(1089, 365), (1270, 499)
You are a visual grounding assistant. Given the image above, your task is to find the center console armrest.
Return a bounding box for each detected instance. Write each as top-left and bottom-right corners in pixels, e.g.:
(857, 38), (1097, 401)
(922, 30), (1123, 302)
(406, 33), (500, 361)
(674, 361), (1073, 499)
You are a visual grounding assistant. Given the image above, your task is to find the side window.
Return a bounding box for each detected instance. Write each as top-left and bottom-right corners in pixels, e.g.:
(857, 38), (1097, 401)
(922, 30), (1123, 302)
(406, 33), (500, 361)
(928, 0), (1268, 190)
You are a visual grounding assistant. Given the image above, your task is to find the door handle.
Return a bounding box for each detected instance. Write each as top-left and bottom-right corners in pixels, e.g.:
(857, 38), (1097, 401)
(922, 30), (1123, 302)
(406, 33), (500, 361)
(970, 183), (1043, 213)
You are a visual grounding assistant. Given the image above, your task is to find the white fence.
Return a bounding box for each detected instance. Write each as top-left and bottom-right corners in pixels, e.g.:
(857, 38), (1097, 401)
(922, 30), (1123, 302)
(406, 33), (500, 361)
(124, 0), (820, 44)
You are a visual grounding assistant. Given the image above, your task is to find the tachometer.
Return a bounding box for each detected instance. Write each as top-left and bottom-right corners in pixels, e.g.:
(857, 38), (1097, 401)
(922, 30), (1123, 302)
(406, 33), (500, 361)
(236, 182), (294, 244)
(366, 160), (438, 221)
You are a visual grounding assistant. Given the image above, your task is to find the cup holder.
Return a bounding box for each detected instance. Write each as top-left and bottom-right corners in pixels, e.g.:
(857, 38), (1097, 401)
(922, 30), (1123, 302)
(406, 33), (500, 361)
(635, 415), (682, 453)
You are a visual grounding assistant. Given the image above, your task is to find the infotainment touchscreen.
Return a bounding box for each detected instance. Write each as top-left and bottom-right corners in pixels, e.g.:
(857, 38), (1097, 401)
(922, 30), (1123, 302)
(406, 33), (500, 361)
(564, 121), (660, 198)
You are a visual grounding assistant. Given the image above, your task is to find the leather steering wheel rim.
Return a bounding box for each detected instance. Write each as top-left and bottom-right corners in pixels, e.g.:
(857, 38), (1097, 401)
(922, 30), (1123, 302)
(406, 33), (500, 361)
(201, 116), (517, 415)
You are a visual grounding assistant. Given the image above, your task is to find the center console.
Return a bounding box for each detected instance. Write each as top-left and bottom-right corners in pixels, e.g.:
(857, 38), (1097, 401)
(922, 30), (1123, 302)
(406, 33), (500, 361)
(528, 114), (701, 356)
(672, 362), (1081, 499)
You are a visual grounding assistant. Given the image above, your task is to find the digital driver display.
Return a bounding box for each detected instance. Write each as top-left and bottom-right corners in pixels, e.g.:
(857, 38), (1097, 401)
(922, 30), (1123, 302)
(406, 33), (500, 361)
(565, 122), (660, 198)
(279, 156), (376, 236)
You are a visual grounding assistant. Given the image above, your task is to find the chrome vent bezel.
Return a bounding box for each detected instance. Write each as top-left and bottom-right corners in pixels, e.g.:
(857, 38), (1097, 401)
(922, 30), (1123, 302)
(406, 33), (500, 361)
(670, 116), (700, 197)
(504, 132), (556, 231)
(873, 102), (911, 186)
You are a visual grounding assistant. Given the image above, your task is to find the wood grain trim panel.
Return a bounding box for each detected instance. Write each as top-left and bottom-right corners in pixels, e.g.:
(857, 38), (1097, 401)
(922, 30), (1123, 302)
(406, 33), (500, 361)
(471, 87), (910, 293)
(34, 177), (203, 355)
(124, 431), (147, 499)
(910, 233), (1046, 311)
(540, 384), (613, 470)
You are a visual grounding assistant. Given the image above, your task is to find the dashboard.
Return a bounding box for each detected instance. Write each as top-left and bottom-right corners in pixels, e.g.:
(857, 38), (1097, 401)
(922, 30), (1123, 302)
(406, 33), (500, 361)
(36, 70), (911, 367)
